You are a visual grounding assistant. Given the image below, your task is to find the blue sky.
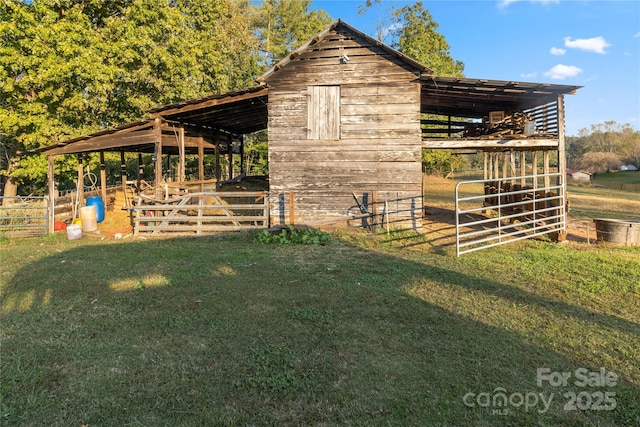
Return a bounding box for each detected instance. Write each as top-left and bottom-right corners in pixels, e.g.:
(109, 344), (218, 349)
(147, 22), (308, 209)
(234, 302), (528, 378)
(310, 0), (640, 136)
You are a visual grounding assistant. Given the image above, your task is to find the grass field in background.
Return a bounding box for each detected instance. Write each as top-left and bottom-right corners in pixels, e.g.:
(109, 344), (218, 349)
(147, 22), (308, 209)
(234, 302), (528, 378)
(1, 222), (639, 426)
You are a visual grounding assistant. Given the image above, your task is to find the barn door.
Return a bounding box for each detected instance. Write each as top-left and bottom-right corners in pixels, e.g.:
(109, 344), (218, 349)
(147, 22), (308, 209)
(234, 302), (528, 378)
(308, 85), (340, 140)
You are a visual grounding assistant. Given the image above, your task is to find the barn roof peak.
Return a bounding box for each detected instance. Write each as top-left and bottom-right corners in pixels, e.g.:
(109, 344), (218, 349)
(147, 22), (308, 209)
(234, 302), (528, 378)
(256, 19), (433, 83)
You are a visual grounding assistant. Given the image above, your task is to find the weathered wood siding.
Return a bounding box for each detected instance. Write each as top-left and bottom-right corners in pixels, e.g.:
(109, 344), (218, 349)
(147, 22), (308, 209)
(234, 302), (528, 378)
(265, 28), (423, 227)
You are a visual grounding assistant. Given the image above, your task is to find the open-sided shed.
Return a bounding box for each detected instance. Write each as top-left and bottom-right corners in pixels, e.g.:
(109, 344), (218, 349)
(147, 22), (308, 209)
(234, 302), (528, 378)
(42, 20), (580, 237)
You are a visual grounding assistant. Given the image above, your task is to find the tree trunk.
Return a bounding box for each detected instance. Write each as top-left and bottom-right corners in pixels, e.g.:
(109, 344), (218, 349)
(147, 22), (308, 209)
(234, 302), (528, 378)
(2, 176), (19, 205)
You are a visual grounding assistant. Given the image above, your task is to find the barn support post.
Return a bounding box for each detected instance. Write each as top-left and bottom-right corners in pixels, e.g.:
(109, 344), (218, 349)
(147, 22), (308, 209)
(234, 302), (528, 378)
(120, 151), (127, 205)
(483, 152), (489, 180)
(289, 191), (295, 225)
(198, 132), (205, 192)
(543, 150), (551, 194)
(76, 154), (84, 209)
(47, 155), (55, 233)
(502, 152), (508, 180)
(214, 130), (221, 186)
(531, 151), (538, 190)
(137, 153), (143, 189)
(240, 135), (245, 175)
(178, 123), (185, 183)
(99, 151), (107, 206)
(520, 151), (526, 187)
(228, 137), (234, 180)
(154, 117), (163, 199)
(556, 94), (568, 238)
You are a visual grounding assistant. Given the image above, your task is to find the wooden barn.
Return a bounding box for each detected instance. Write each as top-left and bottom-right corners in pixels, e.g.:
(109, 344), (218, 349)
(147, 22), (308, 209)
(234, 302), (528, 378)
(42, 20), (581, 247)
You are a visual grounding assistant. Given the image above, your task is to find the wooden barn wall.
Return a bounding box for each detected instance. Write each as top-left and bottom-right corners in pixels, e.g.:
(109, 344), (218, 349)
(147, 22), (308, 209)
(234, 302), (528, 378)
(266, 29), (423, 227)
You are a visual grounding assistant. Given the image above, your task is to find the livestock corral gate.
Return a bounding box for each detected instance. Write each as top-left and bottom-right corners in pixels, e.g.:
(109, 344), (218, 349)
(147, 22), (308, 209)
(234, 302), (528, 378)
(455, 173), (566, 256)
(132, 191), (269, 236)
(0, 196), (50, 237)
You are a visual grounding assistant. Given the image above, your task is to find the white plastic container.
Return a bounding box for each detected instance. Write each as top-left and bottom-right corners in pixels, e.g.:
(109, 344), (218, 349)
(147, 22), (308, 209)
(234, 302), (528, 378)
(66, 224), (82, 240)
(80, 205), (97, 232)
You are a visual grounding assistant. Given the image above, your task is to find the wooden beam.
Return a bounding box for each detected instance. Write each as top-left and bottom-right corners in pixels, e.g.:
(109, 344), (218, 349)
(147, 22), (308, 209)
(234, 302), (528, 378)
(289, 191), (295, 225)
(77, 154), (84, 210)
(543, 150), (550, 190)
(228, 138), (233, 180)
(120, 151), (127, 196)
(214, 130), (221, 185)
(47, 156), (55, 234)
(178, 124), (185, 182)
(100, 152), (107, 208)
(152, 87), (268, 117)
(532, 151), (538, 189)
(422, 138), (559, 150)
(557, 94), (566, 183)
(198, 132), (205, 192)
(154, 118), (163, 199)
(520, 151), (526, 186)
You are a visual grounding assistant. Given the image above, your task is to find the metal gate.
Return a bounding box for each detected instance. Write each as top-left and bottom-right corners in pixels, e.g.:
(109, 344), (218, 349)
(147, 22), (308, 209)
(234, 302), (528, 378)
(455, 173), (566, 256)
(0, 196), (50, 237)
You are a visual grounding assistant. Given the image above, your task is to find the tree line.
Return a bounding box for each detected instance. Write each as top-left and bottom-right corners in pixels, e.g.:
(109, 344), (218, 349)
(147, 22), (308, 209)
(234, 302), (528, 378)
(567, 121), (640, 173)
(1, 0), (467, 196)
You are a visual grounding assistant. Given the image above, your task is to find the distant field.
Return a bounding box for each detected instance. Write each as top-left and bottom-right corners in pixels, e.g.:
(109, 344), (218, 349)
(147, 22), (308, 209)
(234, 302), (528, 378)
(589, 170), (640, 193)
(567, 185), (640, 221)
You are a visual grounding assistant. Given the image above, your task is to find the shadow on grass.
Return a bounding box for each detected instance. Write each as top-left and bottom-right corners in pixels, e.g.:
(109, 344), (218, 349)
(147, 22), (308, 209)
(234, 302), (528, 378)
(1, 234), (638, 426)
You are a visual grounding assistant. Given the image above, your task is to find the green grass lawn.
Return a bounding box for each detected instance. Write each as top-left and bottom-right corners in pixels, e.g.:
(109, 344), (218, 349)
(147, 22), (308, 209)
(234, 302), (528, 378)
(1, 230), (639, 426)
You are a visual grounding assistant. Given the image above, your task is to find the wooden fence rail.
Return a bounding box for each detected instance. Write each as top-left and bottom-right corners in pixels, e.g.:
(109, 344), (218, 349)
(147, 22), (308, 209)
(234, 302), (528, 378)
(133, 191), (269, 236)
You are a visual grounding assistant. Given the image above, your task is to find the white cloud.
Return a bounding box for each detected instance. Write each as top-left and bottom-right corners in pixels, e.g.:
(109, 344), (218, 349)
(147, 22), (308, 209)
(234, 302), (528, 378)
(550, 47), (566, 56)
(544, 64), (582, 80)
(521, 72), (538, 79)
(564, 36), (611, 54)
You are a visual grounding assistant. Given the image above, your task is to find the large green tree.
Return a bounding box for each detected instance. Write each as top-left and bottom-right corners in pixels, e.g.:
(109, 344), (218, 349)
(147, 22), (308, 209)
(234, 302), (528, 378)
(389, 2), (464, 76)
(360, 1), (465, 175)
(1, 0), (260, 197)
(254, 0), (332, 67)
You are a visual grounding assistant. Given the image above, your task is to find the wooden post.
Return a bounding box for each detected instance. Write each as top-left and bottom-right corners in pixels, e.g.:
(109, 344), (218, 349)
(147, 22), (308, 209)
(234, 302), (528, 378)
(214, 130), (221, 185)
(531, 151), (538, 190)
(47, 156), (55, 233)
(178, 124), (185, 183)
(289, 191), (295, 225)
(520, 151), (526, 186)
(198, 132), (204, 192)
(137, 153), (143, 190)
(228, 138), (233, 180)
(557, 94), (568, 237)
(77, 154), (84, 208)
(372, 190), (378, 229)
(493, 152), (499, 181)
(120, 151), (127, 195)
(240, 135), (245, 175)
(502, 152), (508, 180)
(483, 151), (489, 180)
(543, 150), (550, 190)
(99, 151), (107, 207)
(154, 117), (163, 199)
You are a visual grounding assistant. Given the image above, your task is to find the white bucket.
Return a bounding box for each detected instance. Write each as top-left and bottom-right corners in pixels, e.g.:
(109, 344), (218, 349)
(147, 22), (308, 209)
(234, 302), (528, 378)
(80, 205), (97, 232)
(66, 224), (82, 240)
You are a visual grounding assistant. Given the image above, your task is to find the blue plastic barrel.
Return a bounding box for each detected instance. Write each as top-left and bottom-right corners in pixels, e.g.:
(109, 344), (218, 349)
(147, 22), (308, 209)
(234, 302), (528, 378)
(86, 196), (105, 223)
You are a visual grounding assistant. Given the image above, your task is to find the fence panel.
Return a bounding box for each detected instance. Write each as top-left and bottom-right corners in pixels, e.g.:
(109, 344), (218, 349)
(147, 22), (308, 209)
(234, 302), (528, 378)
(0, 196), (50, 237)
(133, 191), (269, 236)
(455, 173), (565, 256)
